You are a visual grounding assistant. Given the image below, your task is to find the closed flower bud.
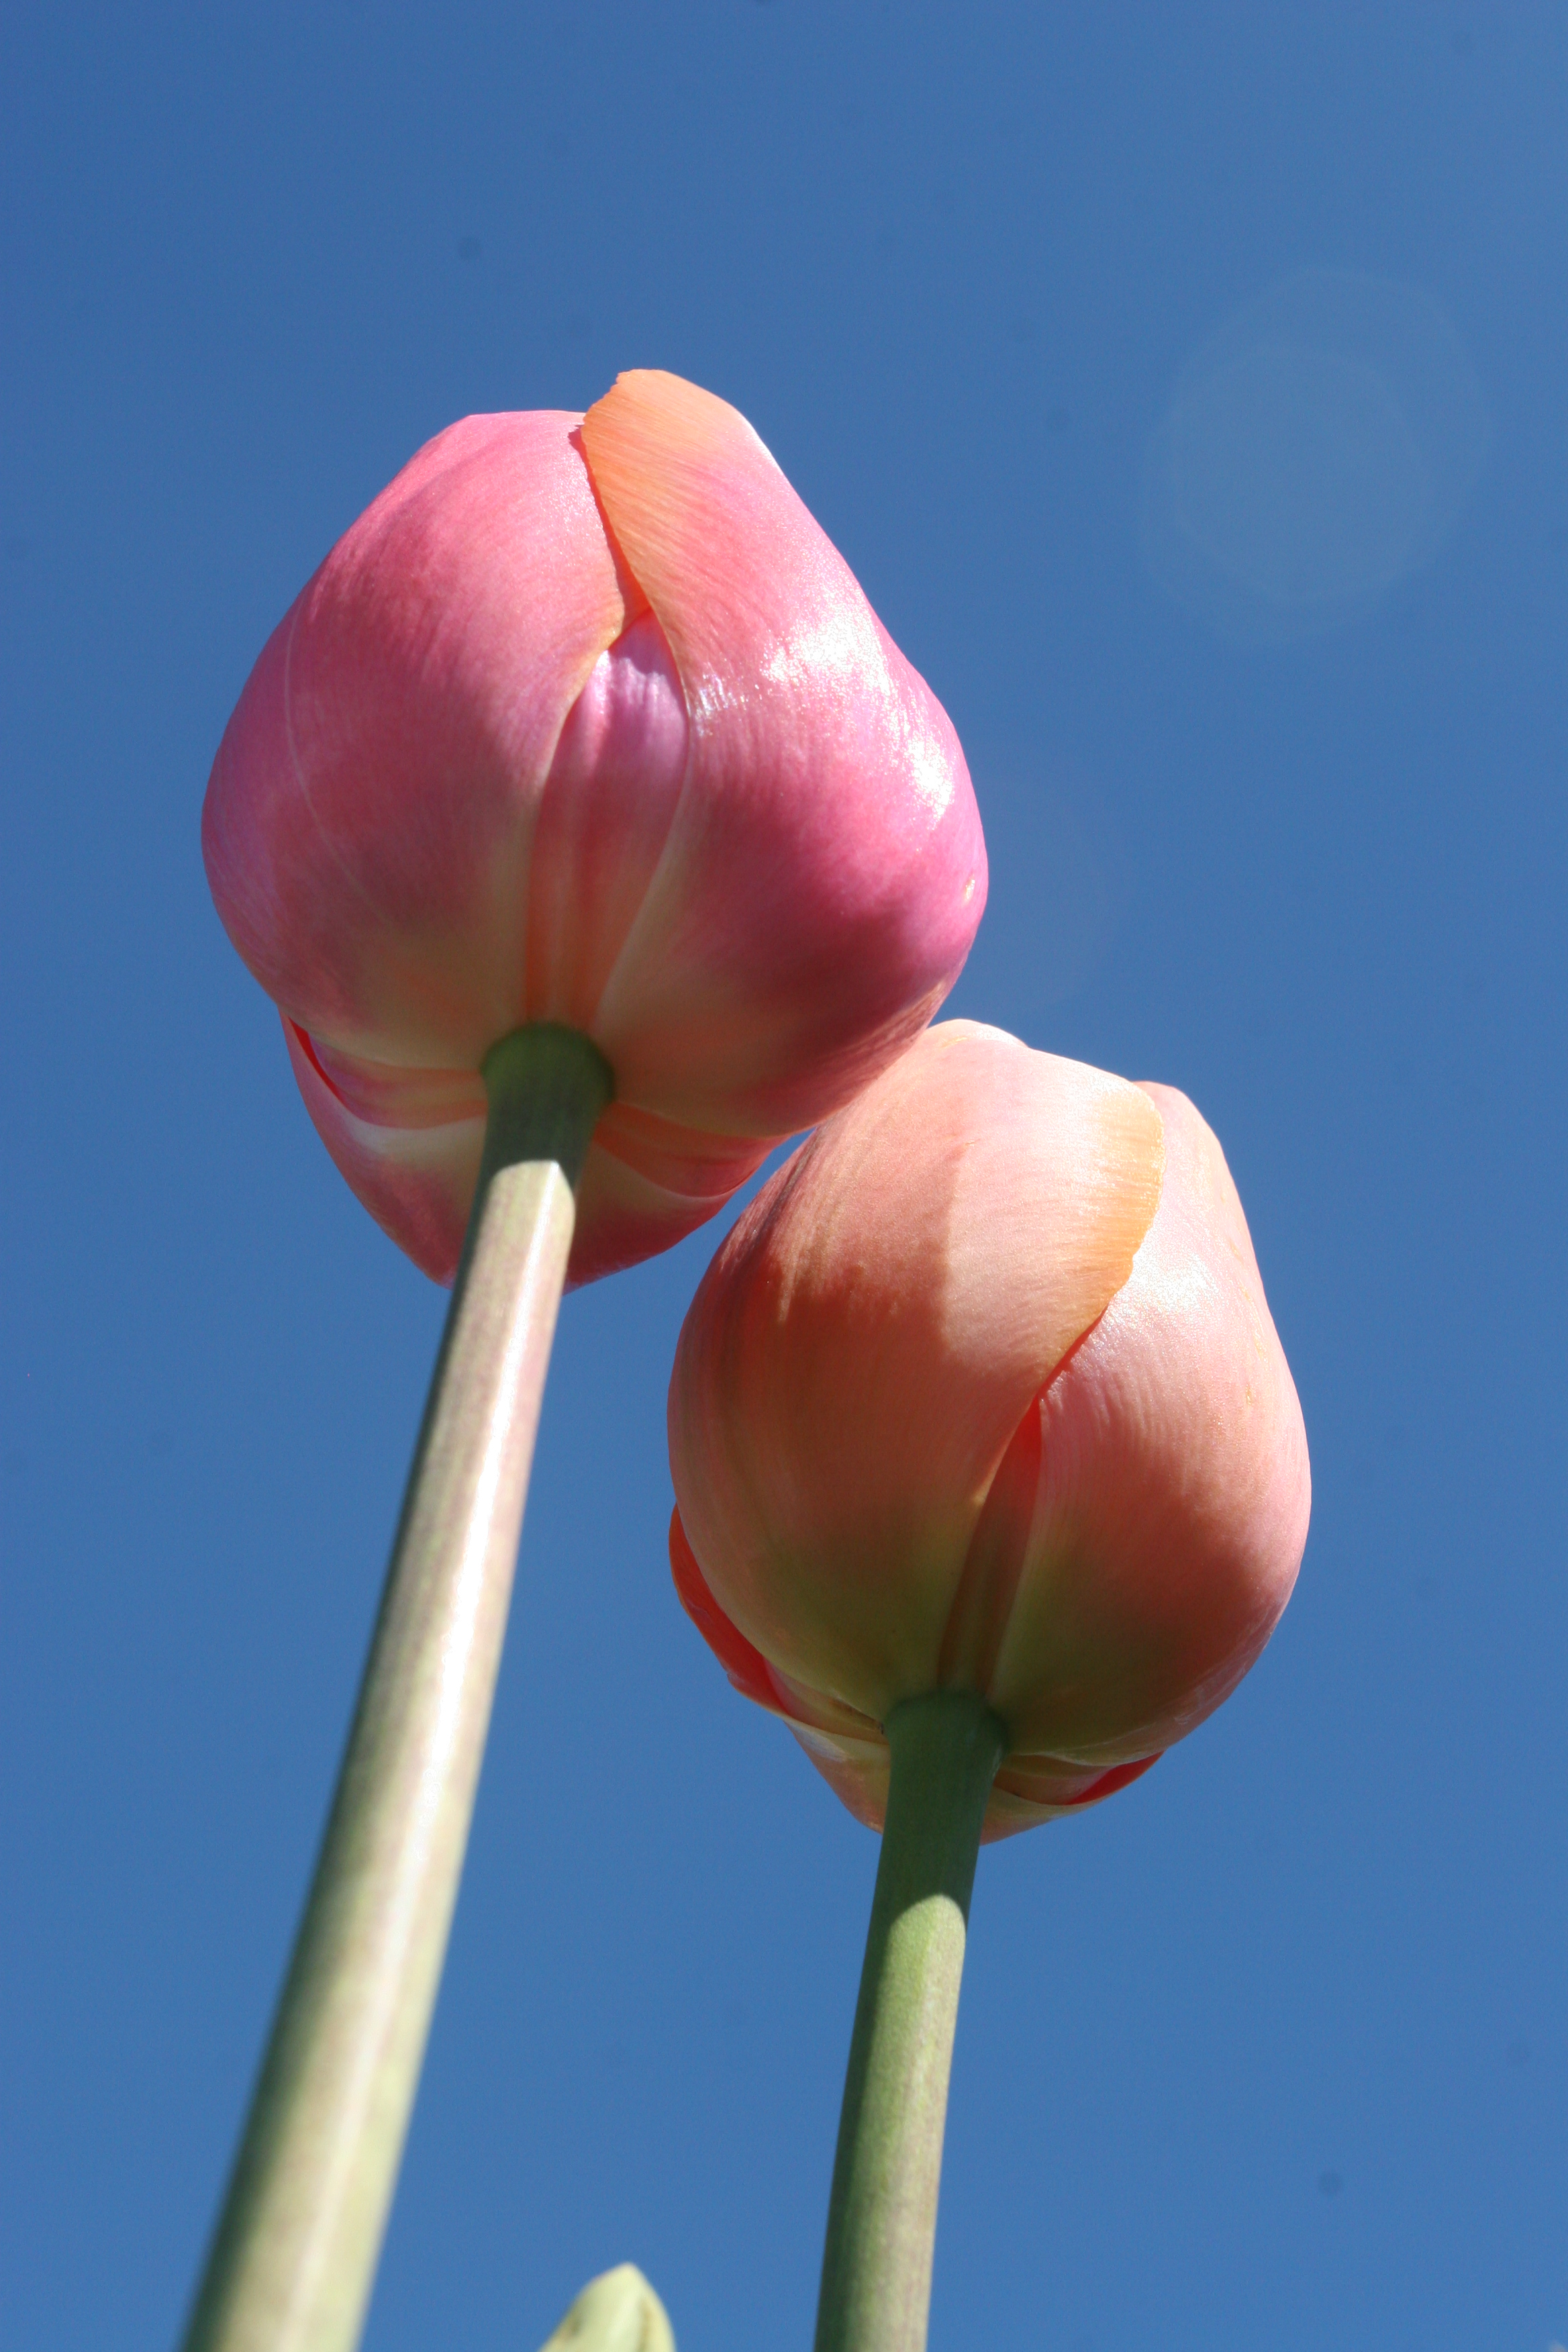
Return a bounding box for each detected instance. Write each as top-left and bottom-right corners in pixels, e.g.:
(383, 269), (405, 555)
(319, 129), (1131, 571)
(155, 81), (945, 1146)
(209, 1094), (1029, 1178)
(537, 2264), (675, 2352)
(203, 371), (985, 1285)
(668, 1020), (1310, 1838)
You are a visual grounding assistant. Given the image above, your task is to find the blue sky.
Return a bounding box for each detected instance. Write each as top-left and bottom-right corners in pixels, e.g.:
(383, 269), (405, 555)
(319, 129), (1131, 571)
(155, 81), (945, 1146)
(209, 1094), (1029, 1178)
(3, 5), (1565, 2347)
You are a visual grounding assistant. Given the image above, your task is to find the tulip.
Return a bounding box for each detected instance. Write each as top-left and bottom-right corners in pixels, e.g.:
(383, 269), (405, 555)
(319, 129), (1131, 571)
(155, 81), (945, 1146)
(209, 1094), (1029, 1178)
(203, 370), (984, 1288)
(190, 373), (983, 2352)
(667, 1020), (1310, 2352)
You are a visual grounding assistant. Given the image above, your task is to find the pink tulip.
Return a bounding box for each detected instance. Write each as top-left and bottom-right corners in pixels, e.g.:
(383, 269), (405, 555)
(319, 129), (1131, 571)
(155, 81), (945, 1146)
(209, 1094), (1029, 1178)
(202, 371), (985, 1286)
(668, 1020), (1310, 1841)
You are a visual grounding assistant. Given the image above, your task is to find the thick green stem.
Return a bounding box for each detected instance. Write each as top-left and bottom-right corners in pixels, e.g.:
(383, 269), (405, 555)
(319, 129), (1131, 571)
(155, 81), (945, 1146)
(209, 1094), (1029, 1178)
(181, 1025), (612, 2352)
(814, 1691), (1008, 2352)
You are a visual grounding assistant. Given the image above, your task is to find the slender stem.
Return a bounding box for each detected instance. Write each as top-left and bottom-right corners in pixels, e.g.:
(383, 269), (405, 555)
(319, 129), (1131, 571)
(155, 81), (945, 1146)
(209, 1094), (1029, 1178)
(181, 1024), (613, 2352)
(814, 1691), (1008, 2352)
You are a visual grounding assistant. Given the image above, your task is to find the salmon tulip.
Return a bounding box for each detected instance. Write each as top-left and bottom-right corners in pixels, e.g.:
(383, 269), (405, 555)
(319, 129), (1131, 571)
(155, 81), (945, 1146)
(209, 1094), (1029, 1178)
(669, 1020), (1310, 1840)
(202, 370), (985, 1286)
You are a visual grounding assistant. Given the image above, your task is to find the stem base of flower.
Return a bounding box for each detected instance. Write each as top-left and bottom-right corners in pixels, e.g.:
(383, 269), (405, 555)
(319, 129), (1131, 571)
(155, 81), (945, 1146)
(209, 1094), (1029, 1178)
(814, 1689), (1007, 2352)
(181, 1025), (611, 2352)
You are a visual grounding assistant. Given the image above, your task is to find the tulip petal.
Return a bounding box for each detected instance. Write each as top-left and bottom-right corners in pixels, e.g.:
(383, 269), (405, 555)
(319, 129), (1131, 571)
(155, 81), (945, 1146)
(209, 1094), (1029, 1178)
(284, 1018), (480, 1284)
(669, 1508), (781, 1712)
(523, 609), (691, 1033)
(205, 412), (630, 1069)
(983, 1083), (1311, 1755)
(580, 372), (985, 1134)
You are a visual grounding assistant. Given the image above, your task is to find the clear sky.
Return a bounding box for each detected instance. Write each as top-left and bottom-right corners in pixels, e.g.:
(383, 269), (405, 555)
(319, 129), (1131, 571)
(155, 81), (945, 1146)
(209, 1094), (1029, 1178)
(3, 5), (1565, 2348)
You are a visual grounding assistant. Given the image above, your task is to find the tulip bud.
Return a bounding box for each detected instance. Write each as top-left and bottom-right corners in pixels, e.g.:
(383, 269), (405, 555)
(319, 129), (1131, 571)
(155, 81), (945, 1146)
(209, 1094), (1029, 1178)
(537, 2264), (675, 2352)
(203, 370), (985, 1285)
(668, 1020), (1310, 1839)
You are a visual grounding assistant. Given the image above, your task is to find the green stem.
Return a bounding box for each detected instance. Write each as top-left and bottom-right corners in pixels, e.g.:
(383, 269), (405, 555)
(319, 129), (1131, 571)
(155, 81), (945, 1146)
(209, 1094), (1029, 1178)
(814, 1691), (1008, 2352)
(181, 1024), (613, 2352)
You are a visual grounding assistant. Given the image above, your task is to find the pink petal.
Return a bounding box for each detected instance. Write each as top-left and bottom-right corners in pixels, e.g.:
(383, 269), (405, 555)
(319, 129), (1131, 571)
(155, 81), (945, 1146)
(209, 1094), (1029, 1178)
(204, 411), (630, 1068)
(283, 1018), (479, 1284)
(523, 609), (691, 1034)
(580, 372), (986, 1135)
